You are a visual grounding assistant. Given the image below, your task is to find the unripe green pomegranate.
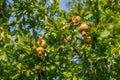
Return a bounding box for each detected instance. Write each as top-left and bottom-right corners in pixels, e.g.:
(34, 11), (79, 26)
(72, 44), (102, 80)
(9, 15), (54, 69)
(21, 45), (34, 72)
(85, 36), (92, 44)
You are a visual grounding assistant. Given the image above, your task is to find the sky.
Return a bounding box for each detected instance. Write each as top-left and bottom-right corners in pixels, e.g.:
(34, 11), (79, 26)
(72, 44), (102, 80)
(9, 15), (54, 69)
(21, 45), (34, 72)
(60, 0), (69, 11)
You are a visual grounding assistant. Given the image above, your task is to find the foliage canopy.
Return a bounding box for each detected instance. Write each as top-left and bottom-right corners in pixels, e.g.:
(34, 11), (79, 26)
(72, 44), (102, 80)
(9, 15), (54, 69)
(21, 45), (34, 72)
(0, 0), (120, 80)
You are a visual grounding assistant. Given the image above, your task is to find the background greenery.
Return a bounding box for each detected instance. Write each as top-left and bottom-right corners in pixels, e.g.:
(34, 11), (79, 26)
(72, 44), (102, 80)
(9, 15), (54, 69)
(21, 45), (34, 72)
(0, 0), (120, 80)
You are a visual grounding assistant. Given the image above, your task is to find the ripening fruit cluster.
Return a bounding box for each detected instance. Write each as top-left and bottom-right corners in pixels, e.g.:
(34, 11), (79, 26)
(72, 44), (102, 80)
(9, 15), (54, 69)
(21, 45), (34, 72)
(71, 16), (92, 44)
(78, 23), (92, 44)
(71, 16), (89, 37)
(36, 38), (47, 57)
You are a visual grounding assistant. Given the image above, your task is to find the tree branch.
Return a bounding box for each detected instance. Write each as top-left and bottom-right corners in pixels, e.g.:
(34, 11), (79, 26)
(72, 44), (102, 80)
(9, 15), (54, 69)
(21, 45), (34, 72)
(64, 34), (82, 58)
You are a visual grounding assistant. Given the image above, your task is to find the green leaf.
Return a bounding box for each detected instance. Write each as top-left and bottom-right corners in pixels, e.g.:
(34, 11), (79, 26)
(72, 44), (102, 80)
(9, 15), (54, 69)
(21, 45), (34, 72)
(26, 70), (31, 77)
(84, 14), (93, 19)
(17, 63), (22, 70)
(11, 74), (20, 80)
(73, 75), (77, 80)
(100, 30), (110, 38)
